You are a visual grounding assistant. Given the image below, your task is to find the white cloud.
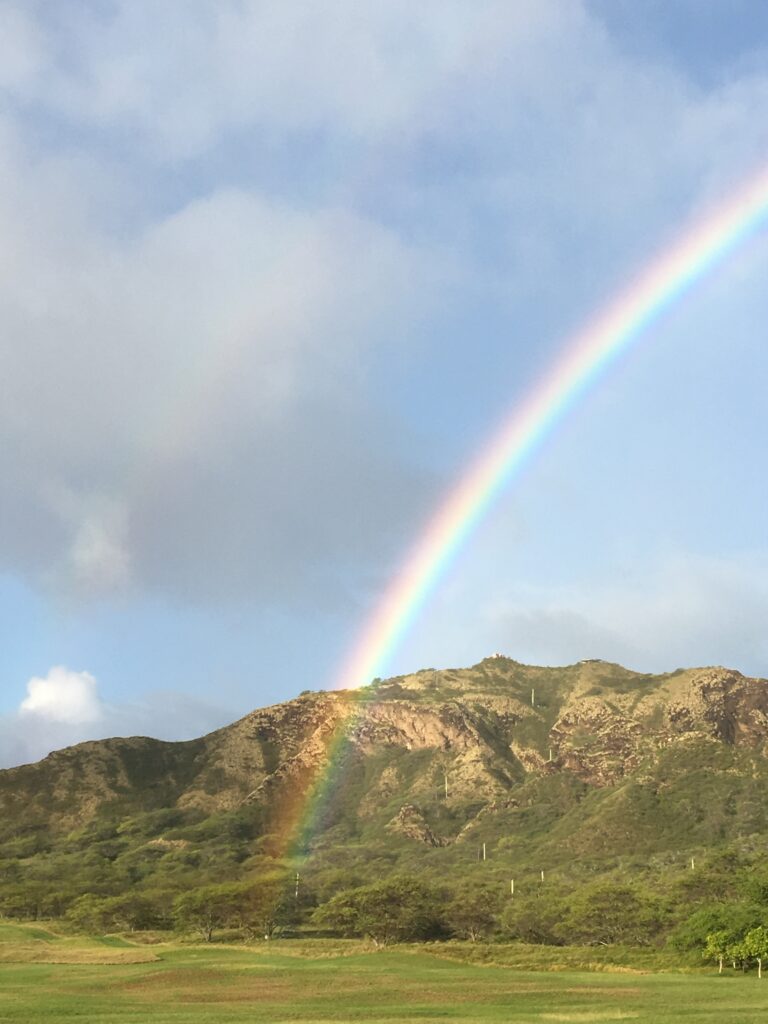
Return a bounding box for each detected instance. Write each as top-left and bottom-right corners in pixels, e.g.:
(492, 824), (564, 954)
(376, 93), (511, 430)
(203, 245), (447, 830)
(1, 677), (233, 770)
(20, 666), (103, 725)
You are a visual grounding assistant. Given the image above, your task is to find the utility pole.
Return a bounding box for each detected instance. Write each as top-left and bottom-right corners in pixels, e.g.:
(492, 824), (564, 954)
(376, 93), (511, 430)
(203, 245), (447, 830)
(438, 756), (450, 800)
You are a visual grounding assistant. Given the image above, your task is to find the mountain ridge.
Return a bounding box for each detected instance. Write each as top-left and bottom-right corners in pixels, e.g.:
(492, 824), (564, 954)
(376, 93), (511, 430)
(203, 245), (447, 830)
(3, 656), (767, 838)
(6, 655), (768, 926)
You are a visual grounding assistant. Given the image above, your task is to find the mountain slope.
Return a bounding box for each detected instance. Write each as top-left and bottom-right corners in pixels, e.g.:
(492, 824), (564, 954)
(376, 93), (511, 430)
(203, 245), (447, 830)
(3, 657), (768, 836)
(3, 656), (768, 921)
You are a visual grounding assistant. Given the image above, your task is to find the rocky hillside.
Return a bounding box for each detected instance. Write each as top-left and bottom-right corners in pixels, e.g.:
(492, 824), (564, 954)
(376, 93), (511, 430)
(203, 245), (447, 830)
(4, 656), (768, 861)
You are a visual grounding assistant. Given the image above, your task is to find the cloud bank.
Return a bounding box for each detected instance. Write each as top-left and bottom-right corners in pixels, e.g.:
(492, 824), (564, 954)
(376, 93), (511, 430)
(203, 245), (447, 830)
(1, 1), (767, 614)
(0, 3), (766, 606)
(397, 551), (768, 681)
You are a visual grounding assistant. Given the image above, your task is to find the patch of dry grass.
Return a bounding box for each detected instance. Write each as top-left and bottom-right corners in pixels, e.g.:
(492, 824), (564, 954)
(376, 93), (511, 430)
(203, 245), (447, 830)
(0, 943), (158, 964)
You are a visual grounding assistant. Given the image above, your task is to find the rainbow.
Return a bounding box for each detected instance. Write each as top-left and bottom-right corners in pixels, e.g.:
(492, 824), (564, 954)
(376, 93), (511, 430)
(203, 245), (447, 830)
(331, 164), (768, 695)
(275, 162), (768, 861)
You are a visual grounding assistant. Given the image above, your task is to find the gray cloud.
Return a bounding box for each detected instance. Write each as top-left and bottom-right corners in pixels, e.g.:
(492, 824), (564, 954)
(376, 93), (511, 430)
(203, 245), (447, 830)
(7, 2), (588, 156)
(0, 141), (444, 604)
(2, 0), (768, 623)
(476, 553), (768, 676)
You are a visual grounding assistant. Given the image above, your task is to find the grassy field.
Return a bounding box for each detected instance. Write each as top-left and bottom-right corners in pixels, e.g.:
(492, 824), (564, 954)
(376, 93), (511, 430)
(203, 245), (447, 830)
(2, 924), (768, 1023)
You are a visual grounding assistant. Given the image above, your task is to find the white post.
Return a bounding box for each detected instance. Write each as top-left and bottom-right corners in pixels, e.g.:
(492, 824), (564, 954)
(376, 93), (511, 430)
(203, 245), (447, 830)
(295, 873), (300, 899)
(540, 870), (544, 883)
(510, 879), (514, 896)
(482, 842), (487, 861)
(531, 688), (535, 706)
(690, 857), (695, 871)
(549, 748), (552, 761)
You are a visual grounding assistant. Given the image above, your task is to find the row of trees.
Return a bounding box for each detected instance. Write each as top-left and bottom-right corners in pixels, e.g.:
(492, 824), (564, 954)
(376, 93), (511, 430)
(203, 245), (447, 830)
(57, 875), (496, 945)
(52, 875), (672, 948)
(315, 876), (465, 945)
(61, 876), (302, 943)
(705, 926), (768, 977)
(9, 863), (768, 977)
(313, 878), (670, 947)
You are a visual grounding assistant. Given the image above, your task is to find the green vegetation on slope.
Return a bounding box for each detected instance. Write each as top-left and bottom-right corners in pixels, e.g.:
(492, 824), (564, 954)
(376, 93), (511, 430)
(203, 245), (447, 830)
(4, 658), (768, 966)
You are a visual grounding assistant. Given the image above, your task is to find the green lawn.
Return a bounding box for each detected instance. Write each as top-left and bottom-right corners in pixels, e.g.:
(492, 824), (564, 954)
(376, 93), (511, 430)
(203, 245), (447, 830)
(1, 925), (768, 1023)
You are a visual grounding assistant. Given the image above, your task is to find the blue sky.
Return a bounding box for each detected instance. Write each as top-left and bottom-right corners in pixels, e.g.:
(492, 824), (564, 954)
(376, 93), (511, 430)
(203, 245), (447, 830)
(3, 0), (768, 766)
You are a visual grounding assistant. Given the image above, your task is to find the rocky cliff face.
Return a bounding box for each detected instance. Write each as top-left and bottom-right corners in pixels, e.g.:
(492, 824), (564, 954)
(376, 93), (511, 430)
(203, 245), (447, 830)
(3, 658), (768, 850)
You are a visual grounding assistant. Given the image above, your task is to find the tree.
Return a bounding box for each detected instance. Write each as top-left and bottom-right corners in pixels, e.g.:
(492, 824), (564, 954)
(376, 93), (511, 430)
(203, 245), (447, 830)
(743, 926), (768, 979)
(501, 893), (564, 945)
(236, 876), (300, 940)
(65, 892), (158, 934)
(173, 883), (242, 942)
(444, 887), (498, 942)
(670, 903), (767, 957)
(0, 881), (52, 921)
(104, 893), (159, 932)
(727, 937), (749, 972)
(65, 895), (114, 934)
(704, 930), (730, 974)
(669, 905), (739, 951)
(313, 876), (444, 946)
(554, 883), (663, 946)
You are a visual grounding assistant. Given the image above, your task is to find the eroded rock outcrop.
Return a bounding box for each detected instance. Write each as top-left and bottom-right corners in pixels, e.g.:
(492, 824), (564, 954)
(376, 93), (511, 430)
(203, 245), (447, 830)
(386, 804), (448, 847)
